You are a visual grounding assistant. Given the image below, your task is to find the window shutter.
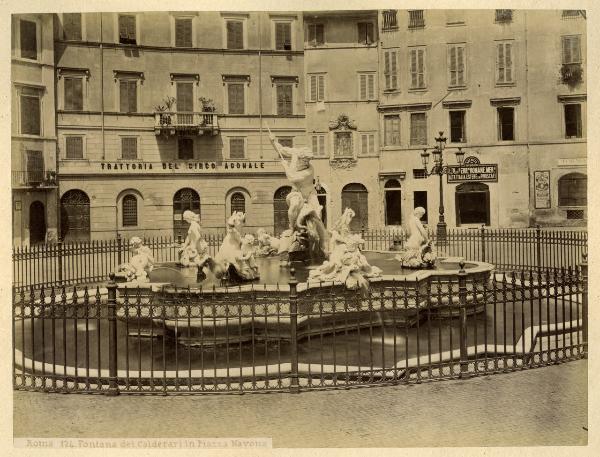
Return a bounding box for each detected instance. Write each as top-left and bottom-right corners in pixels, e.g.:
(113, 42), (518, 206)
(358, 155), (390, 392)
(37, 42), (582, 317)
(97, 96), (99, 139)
(497, 44), (504, 82)
(20, 20), (37, 60)
(319, 135), (325, 155)
(128, 80), (137, 112)
(228, 83), (244, 114)
(175, 19), (187, 47)
(369, 134), (374, 154)
(562, 37), (572, 64)
(384, 51), (390, 89)
(457, 46), (464, 85)
(449, 47), (457, 86)
(66, 136), (83, 159)
(410, 50), (417, 88)
(122, 137), (137, 159)
(368, 74), (374, 99)
(309, 75), (317, 101)
(73, 78), (83, 110)
(227, 21), (243, 49)
(176, 82), (193, 111)
(119, 81), (128, 112)
(275, 22), (290, 50)
(21, 94), (41, 135)
(572, 37), (581, 63)
(308, 24), (315, 43)
(64, 13), (82, 40)
(359, 74), (366, 99)
(505, 43), (512, 82)
(391, 51), (397, 89)
(357, 23), (365, 43)
(127, 16), (136, 41)
(318, 75), (325, 101)
(418, 49), (425, 88)
(312, 135), (318, 154)
(64, 78), (74, 110)
(361, 134), (367, 154)
(26, 151), (44, 181)
(230, 138), (245, 159)
(316, 24), (324, 44)
(277, 85), (292, 115)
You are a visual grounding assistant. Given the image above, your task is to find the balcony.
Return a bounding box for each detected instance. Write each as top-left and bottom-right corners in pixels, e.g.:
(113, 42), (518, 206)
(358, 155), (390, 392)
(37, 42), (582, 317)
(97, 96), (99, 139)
(12, 170), (57, 189)
(154, 112), (220, 137)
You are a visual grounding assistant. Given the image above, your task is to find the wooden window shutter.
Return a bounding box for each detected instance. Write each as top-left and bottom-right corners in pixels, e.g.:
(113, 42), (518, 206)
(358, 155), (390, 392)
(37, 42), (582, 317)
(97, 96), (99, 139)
(121, 137), (137, 159)
(176, 82), (193, 111)
(66, 136), (83, 159)
(562, 37), (574, 64)
(384, 51), (390, 89)
(275, 22), (291, 50)
(497, 44), (504, 83)
(230, 138), (245, 159)
(312, 135), (318, 154)
(227, 21), (243, 49)
(368, 74), (374, 99)
(119, 80), (128, 112)
(319, 135), (325, 154)
(309, 75), (317, 101)
(505, 43), (512, 82)
(21, 94), (41, 135)
(391, 51), (397, 89)
(228, 83), (244, 114)
(417, 49), (425, 87)
(277, 84), (292, 115)
(369, 134), (374, 153)
(361, 134), (368, 154)
(457, 46), (464, 85)
(175, 18), (193, 47)
(410, 49), (417, 88)
(64, 13), (82, 40)
(318, 75), (325, 101)
(316, 24), (324, 44)
(20, 20), (37, 60)
(359, 74), (367, 99)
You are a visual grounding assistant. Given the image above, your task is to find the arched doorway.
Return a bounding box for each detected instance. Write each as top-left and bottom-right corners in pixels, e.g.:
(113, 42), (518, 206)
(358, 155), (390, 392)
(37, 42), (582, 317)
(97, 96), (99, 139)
(29, 201), (46, 244)
(317, 187), (327, 228)
(60, 190), (90, 242)
(341, 183), (368, 232)
(384, 179), (402, 225)
(173, 188), (200, 240)
(558, 173), (587, 207)
(273, 186), (292, 236)
(455, 182), (490, 225)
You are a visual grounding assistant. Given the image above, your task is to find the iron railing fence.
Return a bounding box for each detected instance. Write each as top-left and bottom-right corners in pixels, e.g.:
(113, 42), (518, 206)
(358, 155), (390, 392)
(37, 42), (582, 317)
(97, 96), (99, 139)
(13, 227), (587, 292)
(13, 260), (588, 395)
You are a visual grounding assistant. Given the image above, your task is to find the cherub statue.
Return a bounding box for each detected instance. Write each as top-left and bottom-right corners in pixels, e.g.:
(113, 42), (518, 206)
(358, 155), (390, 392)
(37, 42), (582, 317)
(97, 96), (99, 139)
(115, 236), (154, 283)
(178, 210), (213, 272)
(237, 234), (260, 279)
(256, 228), (280, 256)
(396, 207), (436, 268)
(214, 211), (257, 281)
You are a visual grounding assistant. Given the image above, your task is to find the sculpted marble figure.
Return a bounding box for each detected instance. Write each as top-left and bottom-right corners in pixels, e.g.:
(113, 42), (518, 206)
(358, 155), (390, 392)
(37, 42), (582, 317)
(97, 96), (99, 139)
(115, 236), (155, 283)
(214, 211), (259, 281)
(396, 207), (437, 269)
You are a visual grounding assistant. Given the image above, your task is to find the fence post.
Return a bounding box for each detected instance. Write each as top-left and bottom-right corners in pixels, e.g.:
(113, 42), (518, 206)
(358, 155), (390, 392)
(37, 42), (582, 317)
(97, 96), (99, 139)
(458, 261), (470, 378)
(106, 274), (119, 396)
(535, 224), (542, 269)
(288, 268), (300, 394)
(581, 252), (588, 358)
(117, 233), (122, 265)
(480, 225), (486, 263)
(57, 240), (64, 284)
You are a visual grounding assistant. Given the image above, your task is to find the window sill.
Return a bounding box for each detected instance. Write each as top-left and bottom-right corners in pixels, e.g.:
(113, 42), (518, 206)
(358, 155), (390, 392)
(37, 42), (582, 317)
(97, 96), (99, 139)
(448, 85), (467, 91)
(61, 158), (89, 162)
(118, 158), (143, 162)
(382, 26), (399, 32)
(12, 56), (40, 64)
(408, 88), (428, 93)
(446, 22), (466, 27)
(495, 82), (516, 87)
(383, 89), (401, 94)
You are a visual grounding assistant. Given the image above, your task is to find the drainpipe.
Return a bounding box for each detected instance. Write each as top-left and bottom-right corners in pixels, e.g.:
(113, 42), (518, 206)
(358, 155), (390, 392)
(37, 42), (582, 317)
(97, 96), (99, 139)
(524, 11), (533, 227)
(100, 13), (105, 161)
(258, 13), (263, 159)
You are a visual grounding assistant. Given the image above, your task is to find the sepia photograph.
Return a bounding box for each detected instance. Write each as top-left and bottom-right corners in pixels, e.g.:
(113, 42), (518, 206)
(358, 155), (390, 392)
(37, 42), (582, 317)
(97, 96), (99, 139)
(7, 1), (592, 452)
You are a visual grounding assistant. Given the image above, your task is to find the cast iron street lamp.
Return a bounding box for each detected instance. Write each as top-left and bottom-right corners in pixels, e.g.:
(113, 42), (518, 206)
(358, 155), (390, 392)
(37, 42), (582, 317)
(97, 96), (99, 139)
(420, 131), (465, 243)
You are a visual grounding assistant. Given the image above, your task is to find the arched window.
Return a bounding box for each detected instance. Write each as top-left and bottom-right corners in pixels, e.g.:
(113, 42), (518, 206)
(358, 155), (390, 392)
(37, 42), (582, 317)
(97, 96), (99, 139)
(60, 189), (90, 242)
(341, 183), (368, 231)
(173, 188), (200, 240)
(384, 179), (402, 226)
(231, 192), (246, 214)
(122, 194), (138, 227)
(455, 182), (490, 226)
(273, 186), (292, 235)
(558, 173), (587, 207)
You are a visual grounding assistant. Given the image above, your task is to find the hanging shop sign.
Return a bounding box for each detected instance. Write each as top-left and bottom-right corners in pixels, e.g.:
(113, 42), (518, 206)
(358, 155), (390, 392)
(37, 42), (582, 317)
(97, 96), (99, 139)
(534, 170), (551, 209)
(446, 156), (498, 183)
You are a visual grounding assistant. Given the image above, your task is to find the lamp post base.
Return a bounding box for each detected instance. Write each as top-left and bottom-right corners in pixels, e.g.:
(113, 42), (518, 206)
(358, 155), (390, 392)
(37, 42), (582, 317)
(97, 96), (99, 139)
(436, 221), (447, 245)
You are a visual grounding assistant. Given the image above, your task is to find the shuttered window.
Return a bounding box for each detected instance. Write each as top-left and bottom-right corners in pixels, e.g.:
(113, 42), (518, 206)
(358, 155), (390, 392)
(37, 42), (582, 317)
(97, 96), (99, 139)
(118, 15), (136, 45)
(384, 115), (401, 146)
(384, 50), (398, 90)
(448, 44), (466, 87)
(276, 84), (293, 115)
(227, 21), (244, 49)
(308, 74), (325, 101)
(358, 73), (375, 100)
(176, 82), (194, 111)
(26, 150), (44, 182)
(175, 18), (193, 47)
(359, 133), (375, 156)
(357, 22), (374, 44)
(307, 23), (324, 46)
(275, 22), (292, 50)
(410, 113), (427, 145)
(311, 135), (326, 156)
(562, 35), (581, 64)
(63, 13), (82, 40)
(65, 136), (84, 159)
(496, 42), (514, 84)
(119, 80), (137, 113)
(178, 138), (194, 160)
(227, 83), (245, 114)
(121, 137), (138, 159)
(277, 137), (293, 148)
(230, 138), (245, 159)
(122, 195), (138, 227)
(64, 77), (83, 111)
(409, 48), (426, 89)
(20, 19), (37, 60)
(20, 89), (41, 135)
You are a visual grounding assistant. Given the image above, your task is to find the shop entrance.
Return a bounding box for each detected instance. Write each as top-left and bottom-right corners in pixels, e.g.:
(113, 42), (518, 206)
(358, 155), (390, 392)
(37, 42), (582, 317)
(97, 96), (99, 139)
(455, 182), (490, 225)
(341, 183), (368, 232)
(29, 201), (46, 244)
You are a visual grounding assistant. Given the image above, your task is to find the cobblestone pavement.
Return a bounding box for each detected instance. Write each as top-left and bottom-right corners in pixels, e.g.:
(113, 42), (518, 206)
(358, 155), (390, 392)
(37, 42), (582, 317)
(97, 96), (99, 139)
(13, 361), (587, 448)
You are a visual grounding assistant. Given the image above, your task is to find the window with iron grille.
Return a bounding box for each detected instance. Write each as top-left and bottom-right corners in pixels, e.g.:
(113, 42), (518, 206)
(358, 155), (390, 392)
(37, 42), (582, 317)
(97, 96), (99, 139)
(359, 133), (375, 156)
(64, 77), (83, 111)
(496, 41), (514, 84)
(20, 19), (37, 60)
(122, 194), (138, 227)
(382, 10), (398, 31)
(178, 138), (194, 160)
(275, 22), (292, 50)
(175, 18), (193, 47)
(448, 44), (466, 87)
(308, 74), (325, 101)
(408, 10), (425, 28)
(176, 82), (194, 111)
(121, 137), (138, 159)
(449, 110), (466, 143)
(358, 73), (376, 100)
(20, 87), (41, 135)
(307, 23), (324, 46)
(357, 22), (374, 45)
(384, 115), (401, 146)
(226, 21), (244, 49)
(566, 209), (584, 220)
(495, 10), (513, 23)
(564, 104), (582, 138)
(558, 173), (587, 207)
(65, 136), (84, 159)
(230, 137), (245, 159)
(231, 192), (246, 214)
(562, 10), (582, 19)
(63, 13), (82, 40)
(384, 50), (398, 90)
(311, 134), (326, 156)
(410, 113), (427, 146)
(118, 15), (136, 45)
(497, 107), (515, 141)
(227, 83), (245, 114)
(277, 137), (293, 148)
(562, 35), (582, 64)
(119, 79), (137, 113)
(276, 84), (293, 115)
(409, 47), (426, 89)
(413, 169), (426, 179)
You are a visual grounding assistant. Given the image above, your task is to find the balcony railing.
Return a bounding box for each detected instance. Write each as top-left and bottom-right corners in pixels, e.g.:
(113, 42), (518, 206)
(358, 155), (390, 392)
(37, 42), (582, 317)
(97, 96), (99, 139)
(408, 10), (425, 29)
(382, 10), (398, 31)
(154, 111), (220, 136)
(12, 170), (57, 189)
(495, 9), (513, 23)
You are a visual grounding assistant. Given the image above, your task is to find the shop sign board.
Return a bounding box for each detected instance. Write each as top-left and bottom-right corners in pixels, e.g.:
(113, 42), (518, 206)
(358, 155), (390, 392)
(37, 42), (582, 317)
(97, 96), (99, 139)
(446, 156), (498, 183)
(534, 170), (551, 209)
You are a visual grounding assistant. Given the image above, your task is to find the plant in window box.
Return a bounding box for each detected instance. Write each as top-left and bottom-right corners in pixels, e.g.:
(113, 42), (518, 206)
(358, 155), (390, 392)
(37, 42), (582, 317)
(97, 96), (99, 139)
(154, 96), (176, 126)
(199, 97), (216, 126)
(560, 63), (583, 86)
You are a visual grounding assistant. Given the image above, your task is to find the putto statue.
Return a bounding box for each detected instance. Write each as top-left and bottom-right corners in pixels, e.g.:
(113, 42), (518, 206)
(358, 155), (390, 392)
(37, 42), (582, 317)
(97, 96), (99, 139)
(268, 127), (328, 262)
(114, 236), (155, 283)
(215, 211), (259, 281)
(396, 207), (437, 269)
(255, 228), (280, 257)
(308, 208), (382, 292)
(178, 210), (215, 280)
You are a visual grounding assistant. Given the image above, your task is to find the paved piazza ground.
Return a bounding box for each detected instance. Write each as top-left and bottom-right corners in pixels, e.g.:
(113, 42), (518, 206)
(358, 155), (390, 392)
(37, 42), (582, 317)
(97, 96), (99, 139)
(13, 360), (587, 448)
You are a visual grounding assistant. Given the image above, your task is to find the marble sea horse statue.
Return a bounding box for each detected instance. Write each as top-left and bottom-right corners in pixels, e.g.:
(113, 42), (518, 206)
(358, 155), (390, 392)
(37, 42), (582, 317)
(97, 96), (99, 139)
(214, 211), (260, 282)
(396, 207), (437, 269)
(114, 236), (155, 283)
(177, 210), (218, 280)
(267, 127), (328, 261)
(308, 208), (382, 293)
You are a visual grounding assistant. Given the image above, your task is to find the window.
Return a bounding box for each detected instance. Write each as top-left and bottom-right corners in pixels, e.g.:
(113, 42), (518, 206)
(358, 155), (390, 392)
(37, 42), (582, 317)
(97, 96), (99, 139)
(227, 83), (245, 114)
(307, 23), (324, 46)
(358, 73), (376, 100)
(119, 79), (137, 113)
(231, 192), (246, 214)
(495, 10), (513, 23)
(334, 132), (353, 158)
(308, 74), (325, 101)
(20, 87), (41, 135)
(384, 179), (402, 226)
(357, 22), (374, 45)
(64, 77), (83, 111)
(408, 10), (425, 28)
(63, 13), (82, 40)
(276, 84), (293, 115)
(122, 195), (138, 227)
(275, 22), (292, 50)
(20, 19), (37, 60)
(446, 10), (465, 26)
(173, 188), (200, 240)
(276, 137), (293, 148)
(409, 47), (426, 89)
(448, 44), (466, 87)
(175, 18), (193, 48)
(414, 191), (428, 223)
(558, 173), (587, 206)
(226, 21), (244, 49)
(118, 15), (136, 45)
(564, 104), (582, 138)
(562, 36), (582, 64)
(121, 137), (138, 159)
(360, 133), (375, 156)
(384, 50), (398, 91)
(230, 137), (245, 159)
(410, 113), (427, 145)
(176, 82), (194, 111)
(382, 10), (398, 31)
(449, 111), (466, 143)
(26, 150), (44, 183)
(312, 134), (326, 156)
(413, 169), (426, 179)
(65, 136), (84, 159)
(562, 10), (582, 19)
(178, 138), (194, 160)
(384, 114), (401, 146)
(497, 107), (515, 141)
(496, 42), (514, 84)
